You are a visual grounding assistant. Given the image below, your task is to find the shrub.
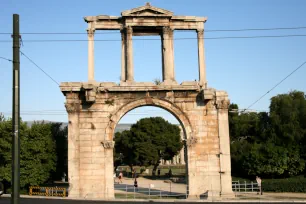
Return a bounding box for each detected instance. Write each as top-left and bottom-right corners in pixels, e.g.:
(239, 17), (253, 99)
(263, 177), (306, 192)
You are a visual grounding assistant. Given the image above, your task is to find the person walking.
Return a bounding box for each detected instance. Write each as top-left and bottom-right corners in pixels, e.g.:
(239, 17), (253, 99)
(133, 169), (137, 179)
(256, 176), (262, 195)
(118, 172), (123, 183)
(134, 178), (138, 192)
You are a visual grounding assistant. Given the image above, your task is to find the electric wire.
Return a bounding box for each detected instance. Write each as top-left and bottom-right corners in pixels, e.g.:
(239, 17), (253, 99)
(1, 25), (306, 34)
(0, 56), (12, 62)
(20, 51), (60, 86)
(1, 34), (306, 43)
(243, 60), (306, 111)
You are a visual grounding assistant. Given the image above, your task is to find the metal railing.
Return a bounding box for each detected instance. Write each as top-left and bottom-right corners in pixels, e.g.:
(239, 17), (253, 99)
(27, 181), (258, 199)
(114, 181), (259, 199)
(29, 186), (66, 197)
(232, 180), (259, 192)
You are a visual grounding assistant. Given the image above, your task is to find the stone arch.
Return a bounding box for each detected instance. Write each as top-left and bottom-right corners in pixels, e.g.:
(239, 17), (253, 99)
(106, 97), (194, 141)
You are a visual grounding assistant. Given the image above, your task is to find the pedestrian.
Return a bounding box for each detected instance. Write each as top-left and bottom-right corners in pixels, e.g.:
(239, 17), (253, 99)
(168, 169), (172, 178)
(256, 176), (262, 195)
(157, 169), (161, 177)
(118, 172), (123, 183)
(134, 178), (138, 191)
(133, 169), (137, 179)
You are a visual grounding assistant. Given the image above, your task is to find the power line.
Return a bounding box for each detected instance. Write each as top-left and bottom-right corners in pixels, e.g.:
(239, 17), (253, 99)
(1, 34), (306, 43)
(204, 26), (306, 32)
(0, 56), (12, 62)
(20, 51), (60, 86)
(1, 108), (268, 115)
(0, 31), (119, 35)
(244, 60), (306, 111)
(1, 26), (306, 35)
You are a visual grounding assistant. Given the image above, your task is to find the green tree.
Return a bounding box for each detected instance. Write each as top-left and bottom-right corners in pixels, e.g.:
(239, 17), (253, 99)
(0, 118), (28, 189)
(114, 117), (183, 175)
(230, 91), (306, 178)
(0, 119), (57, 190)
(20, 122), (57, 187)
(50, 123), (68, 181)
(269, 90), (306, 176)
(114, 130), (139, 171)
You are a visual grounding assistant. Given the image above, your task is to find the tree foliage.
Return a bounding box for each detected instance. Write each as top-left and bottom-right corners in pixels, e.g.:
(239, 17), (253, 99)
(0, 119), (59, 190)
(230, 90), (306, 178)
(114, 117), (183, 175)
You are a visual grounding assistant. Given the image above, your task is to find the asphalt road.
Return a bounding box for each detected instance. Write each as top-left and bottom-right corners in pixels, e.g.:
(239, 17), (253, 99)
(0, 197), (303, 204)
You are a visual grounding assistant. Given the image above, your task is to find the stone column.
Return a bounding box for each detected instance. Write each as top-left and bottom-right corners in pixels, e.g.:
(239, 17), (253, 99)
(162, 27), (175, 84)
(170, 29), (175, 80)
(65, 96), (80, 197)
(120, 29), (126, 82)
(87, 29), (95, 82)
(216, 92), (234, 198)
(126, 26), (134, 82)
(197, 29), (207, 88)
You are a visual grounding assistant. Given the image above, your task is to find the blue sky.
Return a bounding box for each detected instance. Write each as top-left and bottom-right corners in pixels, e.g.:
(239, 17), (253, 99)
(0, 0), (306, 124)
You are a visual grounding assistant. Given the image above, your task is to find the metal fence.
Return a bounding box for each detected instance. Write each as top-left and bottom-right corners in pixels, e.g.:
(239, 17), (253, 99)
(28, 181), (258, 199)
(114, 181), (259, 199)
(29, 186), (66, 197)
(232, 180), (259, 192)
(114, 184), (189, 199)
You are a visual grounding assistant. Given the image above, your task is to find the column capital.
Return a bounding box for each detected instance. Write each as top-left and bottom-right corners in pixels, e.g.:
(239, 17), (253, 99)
(87, 29), (95, 37)
(126, 26), (133, 35)
(120, 29), (126, 41)
(101, 140), (115, 149)
(65, 102), (81, 113)
(215, 99), (230, 110)
(196, 29), (204, 36)
(162, 26), (172, 35)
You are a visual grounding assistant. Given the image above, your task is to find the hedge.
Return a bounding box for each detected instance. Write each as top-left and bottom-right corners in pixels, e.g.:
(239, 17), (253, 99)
(262, 177), (306, 192)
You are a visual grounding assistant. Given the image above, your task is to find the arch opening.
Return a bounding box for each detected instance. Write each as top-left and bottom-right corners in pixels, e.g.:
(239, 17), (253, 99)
(110, 99), (192, 197)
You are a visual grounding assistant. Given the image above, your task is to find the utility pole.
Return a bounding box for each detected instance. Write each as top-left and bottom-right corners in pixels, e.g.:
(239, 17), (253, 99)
(12, 14), (20, 204)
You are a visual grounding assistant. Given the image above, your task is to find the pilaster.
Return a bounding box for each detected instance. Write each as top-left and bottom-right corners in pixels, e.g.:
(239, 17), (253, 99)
(65, 97), (81, 197)
(215, 91), (235, 198)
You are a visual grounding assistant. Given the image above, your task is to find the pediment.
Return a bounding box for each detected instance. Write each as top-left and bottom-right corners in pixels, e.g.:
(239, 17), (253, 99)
(121, 3), (173, 17)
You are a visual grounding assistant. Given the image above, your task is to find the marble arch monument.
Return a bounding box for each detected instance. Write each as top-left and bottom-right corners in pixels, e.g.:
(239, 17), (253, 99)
(60, 3), (233, 199)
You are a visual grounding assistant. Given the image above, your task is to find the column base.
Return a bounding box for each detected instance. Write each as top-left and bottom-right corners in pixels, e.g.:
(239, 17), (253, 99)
(220, 191), (236, 199)
(199, 81), (208, 88)
(119, 80), (135, 86)
(120, 81), (156, 86)
(160, 80), (178, 86)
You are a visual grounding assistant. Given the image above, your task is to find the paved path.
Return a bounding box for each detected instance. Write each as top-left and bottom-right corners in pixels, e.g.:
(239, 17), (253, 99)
(115, 177), (186, 194)
(1, 197), (306, 204)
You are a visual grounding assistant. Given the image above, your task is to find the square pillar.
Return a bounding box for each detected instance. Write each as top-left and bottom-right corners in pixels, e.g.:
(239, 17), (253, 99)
(197, 29), (207, 88)
(65, 99), (81, 197)
(216, 92), (235, 198)
(87, 29), (95, 82)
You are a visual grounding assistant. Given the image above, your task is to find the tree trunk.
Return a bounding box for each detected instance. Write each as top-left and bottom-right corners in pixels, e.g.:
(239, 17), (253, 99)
(129, 165), (134, 177)
(152, 162), (160, 177)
